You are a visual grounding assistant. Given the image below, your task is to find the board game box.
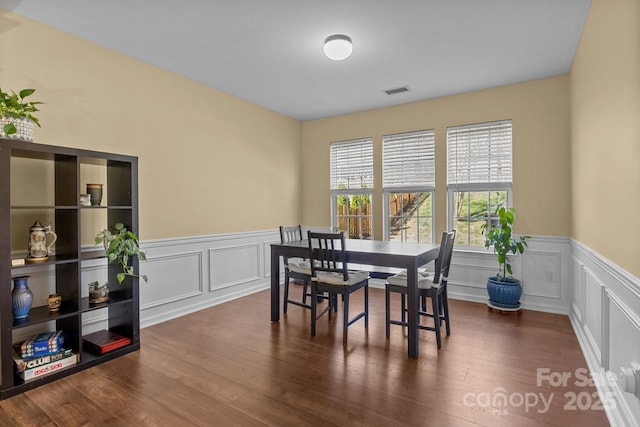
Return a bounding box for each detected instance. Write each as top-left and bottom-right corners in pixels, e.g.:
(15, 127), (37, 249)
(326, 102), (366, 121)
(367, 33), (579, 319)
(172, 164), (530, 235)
(13, 348), (74, 373)
(16, 351), (78, 381)
(17, 330), (65, 359)
(82, 330), (132, 355)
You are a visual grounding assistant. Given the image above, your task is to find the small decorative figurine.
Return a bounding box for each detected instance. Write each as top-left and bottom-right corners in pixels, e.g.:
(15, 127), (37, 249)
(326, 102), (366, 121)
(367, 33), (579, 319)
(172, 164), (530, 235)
(47, 294), (62, 312)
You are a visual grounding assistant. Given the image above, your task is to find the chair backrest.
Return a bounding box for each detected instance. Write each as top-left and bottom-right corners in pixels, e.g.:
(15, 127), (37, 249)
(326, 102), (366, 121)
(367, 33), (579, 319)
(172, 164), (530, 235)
(307, 231), (348, 281)
(279, 225), (303, 244)
(432, 230), (456, 284)
(279, 225), (304, 267)
(440, 230), (456, 283)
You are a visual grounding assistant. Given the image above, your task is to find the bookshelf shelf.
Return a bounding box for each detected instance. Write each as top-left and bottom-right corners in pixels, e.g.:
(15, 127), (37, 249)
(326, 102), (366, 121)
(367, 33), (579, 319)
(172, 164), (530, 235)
(10, 254), (80, 268)
(79, 294), (133, 312)
(0, 138), (140, 399)
(11, 305), (80, 329)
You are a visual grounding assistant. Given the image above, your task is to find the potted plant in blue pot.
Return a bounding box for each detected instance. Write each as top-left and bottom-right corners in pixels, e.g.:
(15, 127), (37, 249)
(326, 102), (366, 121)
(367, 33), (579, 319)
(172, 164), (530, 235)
(482, 207), (530, 310)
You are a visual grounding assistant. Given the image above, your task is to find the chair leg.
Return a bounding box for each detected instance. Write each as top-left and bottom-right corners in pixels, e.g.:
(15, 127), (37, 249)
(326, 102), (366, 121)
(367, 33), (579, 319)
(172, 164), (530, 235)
(401, 293), (406, 325)
(432, 293), (441, 349)
(343, 290), (349, 344)
(311, 282), (317, 337)
(385, 287), (391, 337)
(283, 271), (290, 314)
(364, 284), (369, 328)
(328, 292), (334, 320)
(442, 290), (451, 336)
(302, 279), (308, 304)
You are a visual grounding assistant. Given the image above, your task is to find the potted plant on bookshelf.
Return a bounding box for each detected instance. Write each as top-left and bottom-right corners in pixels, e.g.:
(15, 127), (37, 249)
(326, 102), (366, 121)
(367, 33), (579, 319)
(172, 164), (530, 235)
(88, 281), (109, 304)
(0, 87), (42, 142)
(95, 223), (147, 285)
(482, 207), (530, 310)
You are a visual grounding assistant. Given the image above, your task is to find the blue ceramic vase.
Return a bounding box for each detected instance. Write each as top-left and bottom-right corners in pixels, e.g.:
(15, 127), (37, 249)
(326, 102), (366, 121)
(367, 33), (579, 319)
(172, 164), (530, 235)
(487, 276), (522, 308)
(12, 276), (33, 319)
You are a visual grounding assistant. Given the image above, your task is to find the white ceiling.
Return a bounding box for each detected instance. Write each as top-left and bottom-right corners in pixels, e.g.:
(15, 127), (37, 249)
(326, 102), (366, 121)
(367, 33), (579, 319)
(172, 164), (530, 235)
(1, 0), (591, 121)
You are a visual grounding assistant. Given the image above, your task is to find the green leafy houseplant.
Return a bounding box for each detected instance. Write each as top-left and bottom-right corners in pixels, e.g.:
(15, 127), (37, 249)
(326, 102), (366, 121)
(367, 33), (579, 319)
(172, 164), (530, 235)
(95, 223), (147, 284)
(0, 88), (42, 135)
(482, 207), (530, 281)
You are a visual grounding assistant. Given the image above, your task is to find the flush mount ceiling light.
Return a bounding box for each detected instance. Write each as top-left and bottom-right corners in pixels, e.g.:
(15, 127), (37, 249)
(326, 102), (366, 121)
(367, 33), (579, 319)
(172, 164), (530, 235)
(323, 34), (353, 61)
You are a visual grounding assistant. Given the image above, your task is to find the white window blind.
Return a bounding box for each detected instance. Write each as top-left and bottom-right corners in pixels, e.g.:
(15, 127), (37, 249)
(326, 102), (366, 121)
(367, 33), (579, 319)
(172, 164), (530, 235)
(382, 129), (435, 189)
(447, 120), (512, 187)
(330, 138), (374, 190)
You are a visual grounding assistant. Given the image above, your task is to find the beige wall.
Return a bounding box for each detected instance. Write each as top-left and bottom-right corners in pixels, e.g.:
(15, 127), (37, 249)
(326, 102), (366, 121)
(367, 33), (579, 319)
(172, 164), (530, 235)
(0, 10), (303, 240)
(302, 76), (571, 240)
(570, 0), (640, 277)
(6, 4), (638, 280)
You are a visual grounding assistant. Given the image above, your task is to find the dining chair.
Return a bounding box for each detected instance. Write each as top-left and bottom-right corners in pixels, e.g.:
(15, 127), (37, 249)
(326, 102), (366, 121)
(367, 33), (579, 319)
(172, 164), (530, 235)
(307, 231), (369, 343)
(384, 229), (456, 348)
(279, 225), (312, 313)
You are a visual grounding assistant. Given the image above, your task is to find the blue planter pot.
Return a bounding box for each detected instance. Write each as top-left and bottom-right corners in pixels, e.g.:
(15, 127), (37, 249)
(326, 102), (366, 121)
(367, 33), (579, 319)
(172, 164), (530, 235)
(487, 276), (521, 308)
(12, 276), (33, 319)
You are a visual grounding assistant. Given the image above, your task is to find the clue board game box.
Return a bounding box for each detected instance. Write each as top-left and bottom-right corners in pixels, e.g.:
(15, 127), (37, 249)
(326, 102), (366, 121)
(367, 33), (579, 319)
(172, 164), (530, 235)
(13, 348), (74, 374)
(20, 353), (78, 381)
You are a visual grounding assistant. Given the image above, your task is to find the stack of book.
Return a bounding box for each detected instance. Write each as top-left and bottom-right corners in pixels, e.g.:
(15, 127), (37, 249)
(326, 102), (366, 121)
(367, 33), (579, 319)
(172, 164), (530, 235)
(13, 331), (78, 381)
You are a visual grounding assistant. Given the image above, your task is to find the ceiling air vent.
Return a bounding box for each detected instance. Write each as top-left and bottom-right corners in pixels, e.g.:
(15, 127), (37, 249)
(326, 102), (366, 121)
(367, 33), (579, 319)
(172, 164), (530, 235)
(384, 86), (410, 95)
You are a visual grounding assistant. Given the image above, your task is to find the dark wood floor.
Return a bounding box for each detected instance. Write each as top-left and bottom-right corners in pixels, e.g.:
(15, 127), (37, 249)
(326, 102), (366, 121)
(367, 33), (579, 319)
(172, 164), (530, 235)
(0, 284), (610, 426)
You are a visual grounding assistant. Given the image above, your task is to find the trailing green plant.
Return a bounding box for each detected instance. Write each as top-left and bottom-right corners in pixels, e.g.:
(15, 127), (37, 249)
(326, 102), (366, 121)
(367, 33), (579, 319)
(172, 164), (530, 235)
(95, 223), (147, 284)
(0, 88), (43, 135)
(481, 207), (530, 281)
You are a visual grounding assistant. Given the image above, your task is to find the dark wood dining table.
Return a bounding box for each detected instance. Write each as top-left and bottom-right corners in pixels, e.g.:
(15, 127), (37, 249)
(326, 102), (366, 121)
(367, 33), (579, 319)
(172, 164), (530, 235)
(270, 238), (440, 359)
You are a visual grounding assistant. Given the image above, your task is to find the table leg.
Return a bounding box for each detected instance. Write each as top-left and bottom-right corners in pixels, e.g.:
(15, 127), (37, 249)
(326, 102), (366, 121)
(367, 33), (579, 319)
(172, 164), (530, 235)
(271, 246), (281, 322)
(406, 261), (419, 358)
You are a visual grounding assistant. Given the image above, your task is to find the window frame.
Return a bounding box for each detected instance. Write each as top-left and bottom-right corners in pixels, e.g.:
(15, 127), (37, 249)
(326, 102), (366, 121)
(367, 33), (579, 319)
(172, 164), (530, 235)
(446, 120), (513, 248)
(447, 185), (512, 247)
(381, 129), (436, 243)
(330, 137), (374, 239)
(331, 189), (374, 239)
(383, 189), (435, 243)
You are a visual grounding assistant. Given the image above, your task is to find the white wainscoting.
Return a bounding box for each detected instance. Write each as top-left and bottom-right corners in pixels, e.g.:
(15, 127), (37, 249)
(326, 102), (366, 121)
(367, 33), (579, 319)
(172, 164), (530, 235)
(136, 231), (573, 324)
(570, 240), (640, 427)
(445, 235), (572, 314)
(138, 230), (280, 328)
(67, 229), (639, 425)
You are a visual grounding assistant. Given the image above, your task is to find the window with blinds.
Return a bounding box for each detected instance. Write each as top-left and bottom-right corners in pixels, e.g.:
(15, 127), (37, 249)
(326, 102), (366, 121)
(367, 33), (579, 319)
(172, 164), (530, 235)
(330, 138), (374, 190)
(382, 130), (435, 243)
(330, 138), (374, 239)
(382, 129), (435, 190)
(447, 120), (512, 188)
(446, 120), (513, 246)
